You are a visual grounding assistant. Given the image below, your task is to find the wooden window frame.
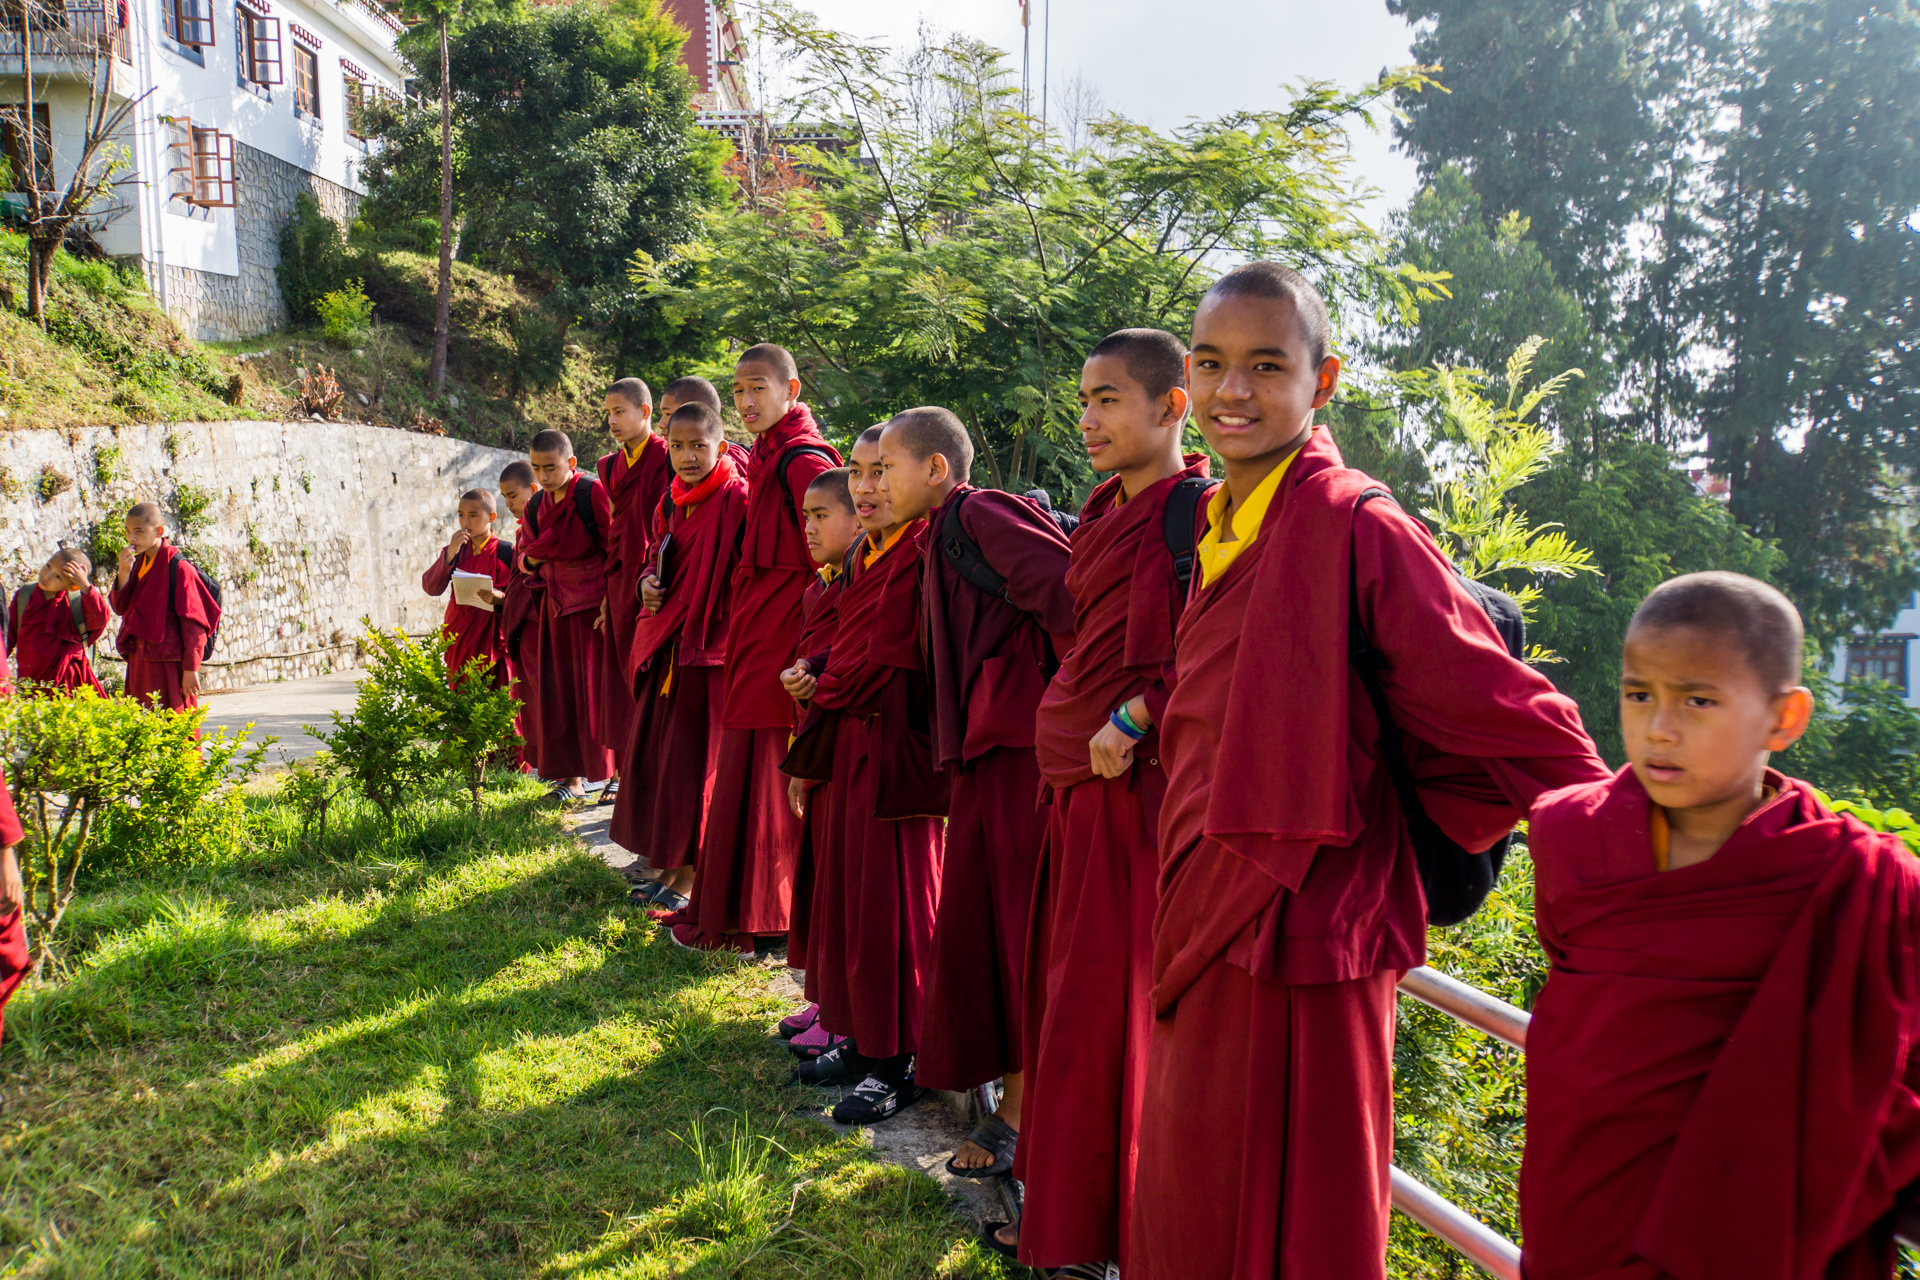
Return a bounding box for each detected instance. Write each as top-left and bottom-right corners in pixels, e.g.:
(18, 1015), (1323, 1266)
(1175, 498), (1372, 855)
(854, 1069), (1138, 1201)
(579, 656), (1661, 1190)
(1848, 638), (1910, 693)
(162, 0), (214, 48)
(0, 103), (53, 194)
(292, 42), (320, 118)
(240, 6), (281, 85)
(344, 76), (366, 139)
(167, 120), (235, 209)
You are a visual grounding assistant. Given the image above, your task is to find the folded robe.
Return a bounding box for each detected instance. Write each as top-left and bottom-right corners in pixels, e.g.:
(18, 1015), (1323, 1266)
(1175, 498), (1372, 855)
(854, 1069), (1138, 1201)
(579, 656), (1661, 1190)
(110, 541), (219, 712)
(420, 536), (514, 689)
(597, 435), (672, 760)
(917, 486), (1074, 1092)
(1522, 768), (1920, 1280)
(784, 567), (846, 974)
(608, 461), (747, 871)
(500, 545), (544, 773)
(8, 583), (108, 694)
(519, 473), (615, 779)
(1132, 429), (1606, 1280)
(1019, 456), (1210, 1272)
(804, 522), (946, 1057)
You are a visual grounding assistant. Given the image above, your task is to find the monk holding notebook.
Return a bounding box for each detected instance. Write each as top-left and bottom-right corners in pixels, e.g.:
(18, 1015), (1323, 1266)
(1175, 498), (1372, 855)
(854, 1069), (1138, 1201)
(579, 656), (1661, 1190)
(1127, 262), (1606, 1280)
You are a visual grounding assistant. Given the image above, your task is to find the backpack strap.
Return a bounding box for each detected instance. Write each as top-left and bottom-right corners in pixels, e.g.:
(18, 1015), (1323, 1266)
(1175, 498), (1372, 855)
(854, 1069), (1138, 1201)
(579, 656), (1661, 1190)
(68, 590), (89, 647)
(572, 475), (603, 550)
(525, 490), (545, 538)
(776, 444), (838, 524)
(1345, 489), (1427, 831)
(937, 489), (1010, 600)
(1161, 475), (1218, 588)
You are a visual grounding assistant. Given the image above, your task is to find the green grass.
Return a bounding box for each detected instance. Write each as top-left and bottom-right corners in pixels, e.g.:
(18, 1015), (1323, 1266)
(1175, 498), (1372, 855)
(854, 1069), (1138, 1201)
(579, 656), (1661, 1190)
(0, 777), (1006, 1278)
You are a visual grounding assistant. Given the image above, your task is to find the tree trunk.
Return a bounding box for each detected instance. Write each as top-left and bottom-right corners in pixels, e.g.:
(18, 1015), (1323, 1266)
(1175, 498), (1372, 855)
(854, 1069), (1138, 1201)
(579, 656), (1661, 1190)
(428, 11), (454, 395)
(25, 239), (44, 324)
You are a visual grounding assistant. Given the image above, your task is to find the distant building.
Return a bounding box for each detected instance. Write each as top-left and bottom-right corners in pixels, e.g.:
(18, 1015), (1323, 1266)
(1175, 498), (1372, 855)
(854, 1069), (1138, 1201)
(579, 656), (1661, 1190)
(0, 0), (404, 341)
(1834, 591), (1920, 707)
(662, 0), (746, 112)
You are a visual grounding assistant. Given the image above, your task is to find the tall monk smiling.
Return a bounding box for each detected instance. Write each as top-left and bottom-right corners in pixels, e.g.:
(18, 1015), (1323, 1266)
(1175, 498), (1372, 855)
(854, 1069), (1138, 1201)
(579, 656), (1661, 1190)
(1127, 262), (1606, 1280)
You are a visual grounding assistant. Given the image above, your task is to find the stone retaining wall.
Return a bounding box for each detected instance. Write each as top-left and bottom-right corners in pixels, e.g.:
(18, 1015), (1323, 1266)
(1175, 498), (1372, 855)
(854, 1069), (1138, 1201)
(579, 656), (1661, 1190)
(0, 421), (523, 693)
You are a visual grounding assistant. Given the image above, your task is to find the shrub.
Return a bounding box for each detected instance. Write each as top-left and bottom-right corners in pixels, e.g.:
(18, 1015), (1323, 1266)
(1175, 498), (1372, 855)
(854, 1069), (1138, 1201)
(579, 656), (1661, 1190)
(36, 465), (71, 502)
(277, 194), (353, 325)
(172, 482), (217, 537)
(317, 279), (375, 346)
(296, 365), (344, 419)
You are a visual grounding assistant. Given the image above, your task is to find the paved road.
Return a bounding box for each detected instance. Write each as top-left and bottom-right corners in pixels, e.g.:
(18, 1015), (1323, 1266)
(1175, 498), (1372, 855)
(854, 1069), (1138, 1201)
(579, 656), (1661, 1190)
(200, 669), (364, 765)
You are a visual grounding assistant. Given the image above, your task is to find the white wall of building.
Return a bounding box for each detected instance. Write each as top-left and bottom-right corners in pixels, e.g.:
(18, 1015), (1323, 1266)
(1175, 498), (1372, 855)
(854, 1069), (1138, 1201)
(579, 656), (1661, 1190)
(1831, 590), (1920, 708)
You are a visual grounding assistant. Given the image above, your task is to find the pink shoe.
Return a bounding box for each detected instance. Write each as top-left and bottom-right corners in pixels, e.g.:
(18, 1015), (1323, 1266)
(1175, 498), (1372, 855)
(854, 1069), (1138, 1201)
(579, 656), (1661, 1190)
(778, 1003), (820, 1039)
(787, 1024), (846, 1060)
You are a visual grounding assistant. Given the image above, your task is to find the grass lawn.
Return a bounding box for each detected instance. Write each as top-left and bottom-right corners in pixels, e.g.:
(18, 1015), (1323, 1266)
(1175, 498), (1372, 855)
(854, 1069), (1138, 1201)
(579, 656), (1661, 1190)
(0, 777), (1009, 1278)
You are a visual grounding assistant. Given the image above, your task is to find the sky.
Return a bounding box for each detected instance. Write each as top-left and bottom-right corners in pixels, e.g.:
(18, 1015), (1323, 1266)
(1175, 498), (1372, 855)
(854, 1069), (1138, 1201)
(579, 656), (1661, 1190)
(783, 0), (1426, 226)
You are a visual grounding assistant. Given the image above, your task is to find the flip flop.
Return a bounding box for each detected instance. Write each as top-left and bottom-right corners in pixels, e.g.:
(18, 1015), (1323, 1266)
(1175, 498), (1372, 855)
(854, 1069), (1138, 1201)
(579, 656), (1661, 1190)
(945, 1111), (1018, 1179)
(627, 881), (689, 913)
(777, 1002), (820, 1039)
(596, 780), (621, 807)
(979, 1220), (1020, 1262)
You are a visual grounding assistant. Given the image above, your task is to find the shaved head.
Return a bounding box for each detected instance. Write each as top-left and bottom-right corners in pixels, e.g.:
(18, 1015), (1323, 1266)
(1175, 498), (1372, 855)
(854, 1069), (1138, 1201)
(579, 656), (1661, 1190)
(1202, 261), (1332, 368)
(1088, 328), (1188, 399)
(666, 403), (725, 439)
(882, 407), (973, 480)
(528, 429), (573, 458)
(807, 468), (854, 514)
(1629, 572), (1804, 693)
(459, 488), (497, 513)
(736, 342), (798, 384)
(856, 425), (886, 449)
(128, 501), (162, 523)
(47, 546), (89, 575)
(499, 461), (535, 488)
(607, 377), (651, 410)
(662, 376), (723, 415)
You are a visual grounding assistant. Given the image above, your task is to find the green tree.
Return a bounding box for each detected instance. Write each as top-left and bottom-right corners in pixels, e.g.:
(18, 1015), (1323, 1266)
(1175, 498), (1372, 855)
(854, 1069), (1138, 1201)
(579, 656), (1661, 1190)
(1781, 676), (1920, 813)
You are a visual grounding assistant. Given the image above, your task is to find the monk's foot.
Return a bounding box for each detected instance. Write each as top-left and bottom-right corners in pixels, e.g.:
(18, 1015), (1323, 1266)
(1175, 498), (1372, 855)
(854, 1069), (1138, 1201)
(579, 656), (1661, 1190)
(945, 1112), (1018, 1178)
(994, 1222), (1018, 1249)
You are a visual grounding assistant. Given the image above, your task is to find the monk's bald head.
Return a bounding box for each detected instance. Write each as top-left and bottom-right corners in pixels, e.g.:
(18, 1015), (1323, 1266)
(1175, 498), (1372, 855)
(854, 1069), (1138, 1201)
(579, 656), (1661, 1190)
(1628, 572), (1804, 694)
(127, 501), (162, 524)
(806, 467), (854, 516)
(47, 546), (90, 575)
(661, 376), (723, 416)
(1088, 328), (1188, 399)
(881, 407), (972, 479)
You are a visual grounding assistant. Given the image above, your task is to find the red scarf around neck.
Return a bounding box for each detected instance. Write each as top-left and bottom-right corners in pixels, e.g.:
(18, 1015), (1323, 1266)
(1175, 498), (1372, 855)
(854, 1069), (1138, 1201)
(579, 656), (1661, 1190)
(668, 450), (737, 516)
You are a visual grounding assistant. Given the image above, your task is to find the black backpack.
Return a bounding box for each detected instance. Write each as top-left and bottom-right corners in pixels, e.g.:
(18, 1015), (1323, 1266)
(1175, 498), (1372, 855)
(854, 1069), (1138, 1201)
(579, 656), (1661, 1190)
(1162, 475), (1217, 589)
(1347, 488), (1526, 927)
(772, 443), (840, 522)
(937, 487), (1076, 600)
(526, 474), (604, 550)
(10, 584), (90, 649)
(166, 551), (223, 661)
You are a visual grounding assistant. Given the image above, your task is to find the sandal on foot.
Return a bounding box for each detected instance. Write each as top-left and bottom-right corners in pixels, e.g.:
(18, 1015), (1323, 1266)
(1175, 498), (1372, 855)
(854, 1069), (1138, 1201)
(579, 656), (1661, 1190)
(831, 1072), (921, 1125)
(786, 1022), (842, 1059)
(544, 784), (587, 806)
(979, 1220), (1020, 1262)
(777, 1002), (820, 1039)
(945, 1111), (1018, 1179)
(596, 780), (621, 806)
(789, 1041), (868, 1087)
(627, 881), (689, 912)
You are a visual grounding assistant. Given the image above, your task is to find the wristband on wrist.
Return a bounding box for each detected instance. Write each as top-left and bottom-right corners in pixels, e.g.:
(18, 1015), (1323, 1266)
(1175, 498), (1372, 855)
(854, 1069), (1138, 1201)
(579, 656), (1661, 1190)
(1109, 707), (1147, 742)
(1115, 702), (1149, 737)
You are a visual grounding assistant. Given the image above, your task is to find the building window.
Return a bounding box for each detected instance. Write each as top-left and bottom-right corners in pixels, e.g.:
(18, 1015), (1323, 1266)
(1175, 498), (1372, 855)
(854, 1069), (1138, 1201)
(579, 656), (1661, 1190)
(162, 0), (214, 48)
(166, 120), (235, 208)
(1848, 639), (1909, 693)
(239, 6), (281, 85)
(293, 43), (320, 117)
(0, 104), (53, 192)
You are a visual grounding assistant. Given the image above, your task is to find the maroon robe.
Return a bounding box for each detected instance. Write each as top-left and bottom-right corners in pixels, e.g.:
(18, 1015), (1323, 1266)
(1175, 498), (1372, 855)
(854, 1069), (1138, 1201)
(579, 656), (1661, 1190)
(8, 583), (108, 694)
(1018, 457), (1210, 1271)
(916, 485), (1074, 1092)
(0, 763), (24, 1042)
(1523, 768), (1920, 1280)
(695, 405), (841, 938)
(803, 523), (947, 1058)
(110, 542), (219, 712)
(420, 536), (515, 690)
(785, 567), (846, 974)
(608, 465), (747, 871)
(597, 436), (672, 763)
(1129, 430), (1606, 1280)
(500, 534), (543, 774)
(518, 473), (615, 780)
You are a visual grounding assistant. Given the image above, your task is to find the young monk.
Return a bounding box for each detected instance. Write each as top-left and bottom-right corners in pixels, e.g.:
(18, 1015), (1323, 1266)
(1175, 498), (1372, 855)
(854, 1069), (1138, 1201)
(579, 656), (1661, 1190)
(875, 408), (1074, 1179)
(779, 466), (860, 1015)
(1522, 572), (1920, 1280)
(660, 375), (725, 421)
(595, 378), (673, 802)
(519, 430), (616, 800)
(420, 489), (513, 689)
(111, 503), (222, 712)
(0, 762), (25, 1043)
(8, 547), (108, 694)
(1016, 329), (1210, 1274)
(498, 462), (542, 775)
(676, 343), (840, 954)
(610, 403), (748, 910)
(782, 426), (948, 1123)
(1126, 262), (1607, 1280)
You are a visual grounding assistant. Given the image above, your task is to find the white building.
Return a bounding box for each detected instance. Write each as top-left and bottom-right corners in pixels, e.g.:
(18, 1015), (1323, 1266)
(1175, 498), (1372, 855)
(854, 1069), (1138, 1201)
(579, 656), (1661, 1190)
(1834, 591), (1920, 707)
(0, 0), (405, 340)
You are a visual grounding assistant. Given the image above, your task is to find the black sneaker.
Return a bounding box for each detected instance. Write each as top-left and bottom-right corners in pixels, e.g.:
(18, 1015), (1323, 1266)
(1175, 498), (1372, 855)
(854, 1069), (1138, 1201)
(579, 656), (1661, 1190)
(790, 1040), (869, 1087)
(832, 1071), (921, 1125)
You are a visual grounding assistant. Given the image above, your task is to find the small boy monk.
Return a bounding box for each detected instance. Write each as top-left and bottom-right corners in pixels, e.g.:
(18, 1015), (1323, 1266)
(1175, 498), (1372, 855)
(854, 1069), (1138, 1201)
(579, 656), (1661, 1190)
(594, 377), (672, 800)
(1016, 329), (1210, 1272)
(9, 547), (108, 694)
(420, 489), (513, 689)
(1522, 572), (1920, 1280)
(779, 466), (859, 998)
(875, 407), (1074, 1178)
(111, 502), (222, 712)
(676, 343), (840, 954)
(781, 427), (947, 1124)
(519, 430), (615, 800)
(0, 761), (26, 1043)
(609, 403), (748, 910)
(659, 375), (725, 421)
(1127, 262), (1607, 1280)
(498, 462), (542, 774)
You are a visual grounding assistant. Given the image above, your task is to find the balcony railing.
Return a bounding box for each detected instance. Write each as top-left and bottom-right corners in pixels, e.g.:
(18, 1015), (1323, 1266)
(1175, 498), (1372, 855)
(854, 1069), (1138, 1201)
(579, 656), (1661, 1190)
(0, 3), (130, 64)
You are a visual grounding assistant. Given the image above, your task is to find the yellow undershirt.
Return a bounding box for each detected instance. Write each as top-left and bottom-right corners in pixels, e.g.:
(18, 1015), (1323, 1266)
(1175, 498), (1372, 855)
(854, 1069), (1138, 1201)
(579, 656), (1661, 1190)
(1649, 786), (1775, 872)
(863, 524), (908, 569)
(136, 548), (158, 580)
(1197, 430), (1312, 587)
(622, 439), (647, 467)
(816, 563), (841, 586)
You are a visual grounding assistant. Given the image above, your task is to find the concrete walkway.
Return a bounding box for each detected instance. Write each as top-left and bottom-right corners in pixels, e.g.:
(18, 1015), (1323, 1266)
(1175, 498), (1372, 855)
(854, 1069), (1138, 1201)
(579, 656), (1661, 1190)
(200, 669), (364, 765)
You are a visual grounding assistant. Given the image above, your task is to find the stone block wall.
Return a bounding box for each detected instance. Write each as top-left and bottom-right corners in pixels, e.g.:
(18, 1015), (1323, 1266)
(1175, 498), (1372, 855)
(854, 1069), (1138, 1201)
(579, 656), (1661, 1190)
(0, 421), (523, 692)
(163, 142), (361, 342)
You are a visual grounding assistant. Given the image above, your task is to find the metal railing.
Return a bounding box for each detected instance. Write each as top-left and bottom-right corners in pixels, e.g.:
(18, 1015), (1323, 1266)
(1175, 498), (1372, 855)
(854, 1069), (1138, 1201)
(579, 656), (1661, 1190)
(0, 2), (129, 63)
(1391, 966), (1531, 1280)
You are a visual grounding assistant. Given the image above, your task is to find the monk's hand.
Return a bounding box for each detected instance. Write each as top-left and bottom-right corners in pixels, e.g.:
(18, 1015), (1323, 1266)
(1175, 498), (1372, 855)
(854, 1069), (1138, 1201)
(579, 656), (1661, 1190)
(1089, 708), (1146, 779)
(780, 659), (815, 700)
(594, 599), (608, 632)
(788, 777), (810, 818)
(0, 846), (19, 916)
(115, 545), (135, 584)
(639, 574), (664, 615)
(181, 669), (200, 701)
(490, 589), (506, 602)
(445, 529), (471, 564)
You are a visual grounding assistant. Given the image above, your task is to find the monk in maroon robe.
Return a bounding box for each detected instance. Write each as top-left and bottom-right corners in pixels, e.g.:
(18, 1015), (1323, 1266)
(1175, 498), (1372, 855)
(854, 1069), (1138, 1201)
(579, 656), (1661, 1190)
(110, 504), (220, 712)
(783, 428), (947, 1122)
(0, 761), (26, 1042)
(1523, 571), (1920, 1280)
(420, 489), (514, 690)
(681, 344), (839, 952)
(610, 406), (747, 901)
(1128, 265), (1606, 1280)
(874, 407), (1073, 1163)
(1019, 328), (1211, 1272)
(595, 377), (672, 777)
(519, 430), (615, 794)
(498, 462), (542, 775)
(8, 548), (108, 694)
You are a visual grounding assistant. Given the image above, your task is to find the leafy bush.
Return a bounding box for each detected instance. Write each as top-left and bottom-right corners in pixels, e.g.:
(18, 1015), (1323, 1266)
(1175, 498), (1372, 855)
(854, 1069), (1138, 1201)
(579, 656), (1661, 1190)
(317, 279), (374, 346)
(0, 689), (263, 976)
(1824, 795), (1920, 858)
(277, 193), (353, 326)
(296, 364), (345, 418)
(172, 482), (217, 536)
(1781, 675), (1920, 812)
